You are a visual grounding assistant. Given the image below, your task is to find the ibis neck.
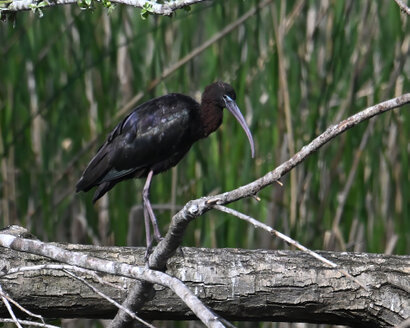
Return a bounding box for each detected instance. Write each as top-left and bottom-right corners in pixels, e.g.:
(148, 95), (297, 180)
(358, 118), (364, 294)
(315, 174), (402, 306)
(199, 100), (223, 138)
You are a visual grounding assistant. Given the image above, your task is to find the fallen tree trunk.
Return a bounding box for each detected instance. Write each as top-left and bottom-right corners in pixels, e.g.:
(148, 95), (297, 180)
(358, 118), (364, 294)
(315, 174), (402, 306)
(0, 243), (408, 327)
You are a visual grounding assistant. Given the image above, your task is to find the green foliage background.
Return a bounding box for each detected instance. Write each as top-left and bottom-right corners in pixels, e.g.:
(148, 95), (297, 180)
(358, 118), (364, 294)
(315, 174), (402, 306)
(0, 1), (409, 322)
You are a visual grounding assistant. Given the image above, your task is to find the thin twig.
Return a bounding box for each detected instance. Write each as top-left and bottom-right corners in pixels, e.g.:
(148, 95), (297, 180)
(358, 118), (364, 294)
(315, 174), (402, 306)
(0, 293), (47, 324)
(0, 318), (60, 328)
(0, 284), (23, 328)
(213, 204), (368, 291)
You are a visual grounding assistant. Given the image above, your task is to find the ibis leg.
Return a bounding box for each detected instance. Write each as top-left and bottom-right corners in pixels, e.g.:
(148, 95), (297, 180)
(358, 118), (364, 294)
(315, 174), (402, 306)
(142, 170), (162, 243)
(143, 202), (152, 251)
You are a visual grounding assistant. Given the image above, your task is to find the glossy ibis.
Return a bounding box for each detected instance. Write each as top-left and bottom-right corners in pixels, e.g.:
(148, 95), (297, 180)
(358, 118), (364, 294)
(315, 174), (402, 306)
(76, 81), (255, 246)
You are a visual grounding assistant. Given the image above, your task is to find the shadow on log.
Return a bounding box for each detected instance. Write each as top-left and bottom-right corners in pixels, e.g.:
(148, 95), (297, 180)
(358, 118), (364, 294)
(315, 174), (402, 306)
(0, 244), (408, 327)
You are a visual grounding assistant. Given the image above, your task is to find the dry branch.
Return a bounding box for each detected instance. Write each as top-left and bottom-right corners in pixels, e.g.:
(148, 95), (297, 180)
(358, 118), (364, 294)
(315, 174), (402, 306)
(0, 243), (408, 327)
(2, 0), (204, 15)
(151, 94), (410, 267)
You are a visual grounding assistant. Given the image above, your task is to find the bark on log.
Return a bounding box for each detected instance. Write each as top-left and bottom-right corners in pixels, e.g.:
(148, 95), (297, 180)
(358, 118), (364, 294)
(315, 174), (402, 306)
(0, 244), (408, 327)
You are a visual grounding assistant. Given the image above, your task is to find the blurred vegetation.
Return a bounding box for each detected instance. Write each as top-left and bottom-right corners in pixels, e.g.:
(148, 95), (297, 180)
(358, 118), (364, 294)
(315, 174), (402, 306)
(0, 0), (409, 325)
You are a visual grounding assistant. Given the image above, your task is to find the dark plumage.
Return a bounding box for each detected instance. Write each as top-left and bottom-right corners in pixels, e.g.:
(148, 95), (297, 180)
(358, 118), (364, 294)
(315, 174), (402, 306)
(76, 81), (254, 202)
(76, 93), (201, 202)
(76, 81), (255, 244)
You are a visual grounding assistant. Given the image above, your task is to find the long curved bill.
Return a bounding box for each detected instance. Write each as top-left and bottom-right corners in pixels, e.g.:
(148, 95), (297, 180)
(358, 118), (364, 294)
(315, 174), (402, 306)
(224, 96), (255, 158)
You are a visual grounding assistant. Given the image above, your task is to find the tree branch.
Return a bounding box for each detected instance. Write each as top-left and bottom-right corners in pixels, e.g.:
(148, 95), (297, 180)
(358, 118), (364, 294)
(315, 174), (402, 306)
(3, 0), (205, 15)
(0, 242), (408, 327)
(150, 94), (410, 267)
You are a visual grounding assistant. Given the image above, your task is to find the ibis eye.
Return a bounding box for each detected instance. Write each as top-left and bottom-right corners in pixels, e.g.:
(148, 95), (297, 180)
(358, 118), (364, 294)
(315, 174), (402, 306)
(223, 94), (232, 102)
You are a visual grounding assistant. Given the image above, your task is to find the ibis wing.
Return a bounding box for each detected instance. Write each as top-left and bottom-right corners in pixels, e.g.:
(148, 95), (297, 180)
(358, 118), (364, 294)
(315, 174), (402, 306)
(75, 141), (130, 192)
